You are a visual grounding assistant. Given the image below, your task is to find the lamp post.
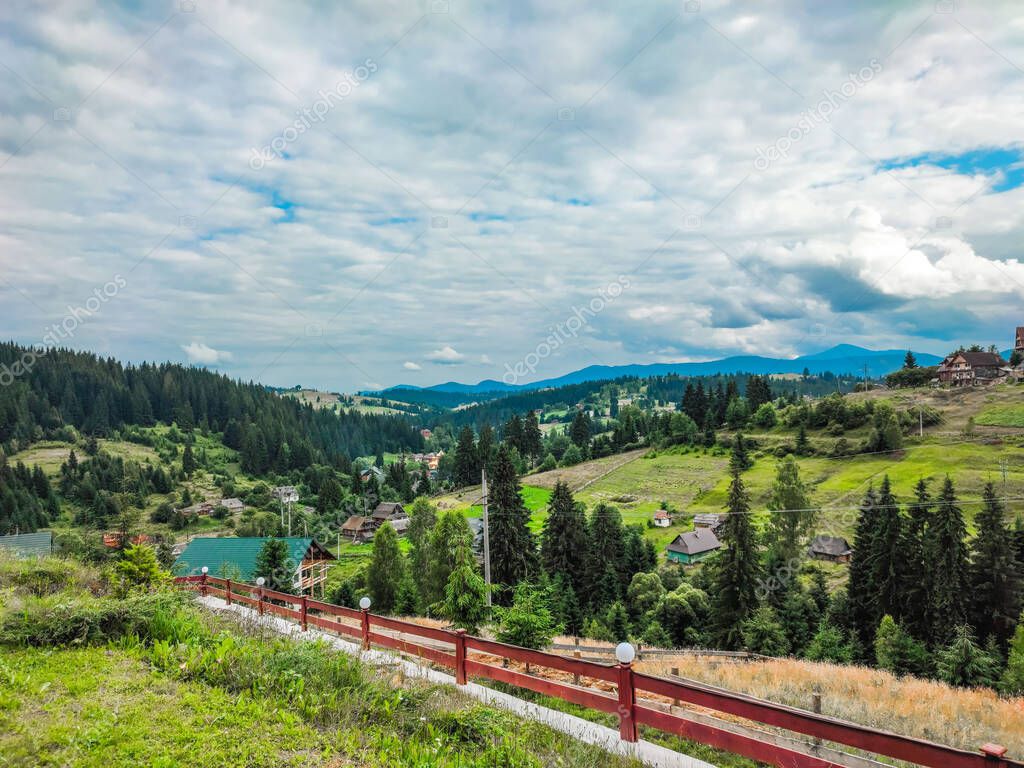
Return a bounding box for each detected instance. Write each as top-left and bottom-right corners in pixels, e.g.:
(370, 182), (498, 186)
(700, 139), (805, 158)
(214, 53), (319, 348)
(200, 566), (208, 596)
(359, 596), (371, 650)
(256, 576), (265, 615)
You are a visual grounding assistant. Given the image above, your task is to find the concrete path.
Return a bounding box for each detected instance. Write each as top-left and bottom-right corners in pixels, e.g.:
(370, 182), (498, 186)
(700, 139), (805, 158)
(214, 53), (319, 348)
(196, 595), (717, 768)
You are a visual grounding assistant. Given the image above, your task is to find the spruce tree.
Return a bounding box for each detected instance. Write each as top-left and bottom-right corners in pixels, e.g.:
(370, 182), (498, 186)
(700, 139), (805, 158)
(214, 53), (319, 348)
(426, 510), (473, 606)
(569, 411), (591, 449)
(710, 470), (762, 649)
(927, 477), (969, 646)
(255, 538), (293, 594)
(872, 476), (903, 622)
(453, 426), (479, 487)
(899, 479), (933, 640)
(367, 523), (404, 613)
(605, 600), (631, 643)
(936, 625), (998, 688)
(407, 497), (438, 580)
(488, 444), (536, 597)
(741, 605), (789, 656)
(970, 482), (1022, 648)
(435, 541), (490, 633)
(729, 432), (752, 473)
(585, 503), (626, 611)
(539, 481), (588, 591)
(181, 443), (197, 477)
(847, 486), (880, 652)
(523, 410), (543, 460)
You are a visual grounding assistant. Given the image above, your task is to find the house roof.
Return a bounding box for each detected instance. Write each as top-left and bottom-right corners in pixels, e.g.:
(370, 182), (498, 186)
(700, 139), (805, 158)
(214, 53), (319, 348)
(944, 351), (1006, 367)
(372, 502), (405, 520)
(173, 537), (333, 580)
(342, 515), (373, 532)
(0, 531), (53, 558)
(653, 510), (671, 519)
(692, 513), (723, 527)
(809, 535), (852, 557)
(666, 529), (721, 556)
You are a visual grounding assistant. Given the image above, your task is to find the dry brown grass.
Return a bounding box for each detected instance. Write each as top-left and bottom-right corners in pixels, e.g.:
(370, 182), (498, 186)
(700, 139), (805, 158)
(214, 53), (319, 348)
(639, 654), (1024, 755)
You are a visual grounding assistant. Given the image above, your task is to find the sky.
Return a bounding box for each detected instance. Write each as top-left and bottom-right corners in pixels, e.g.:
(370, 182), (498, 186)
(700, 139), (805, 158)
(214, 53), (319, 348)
(2, 0), (1024, 391)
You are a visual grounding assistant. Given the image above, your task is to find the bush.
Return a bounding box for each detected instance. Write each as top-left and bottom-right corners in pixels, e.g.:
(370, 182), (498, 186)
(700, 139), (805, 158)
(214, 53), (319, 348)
(0, 591), (187, 647)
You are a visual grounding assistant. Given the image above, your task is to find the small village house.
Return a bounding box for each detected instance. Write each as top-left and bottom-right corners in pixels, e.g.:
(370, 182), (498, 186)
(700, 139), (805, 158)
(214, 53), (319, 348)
(665, 529), (721, 565)
(937, 350), (1008, 386)
(219, 497), (245, 514)
(341, 515), (376, 543)
(652, 510), (672, 528)
(692, 513), (725, 533)
(808, 535), (853, 563)
(174, 536), (335, 596)
(371, 501), (409, 533)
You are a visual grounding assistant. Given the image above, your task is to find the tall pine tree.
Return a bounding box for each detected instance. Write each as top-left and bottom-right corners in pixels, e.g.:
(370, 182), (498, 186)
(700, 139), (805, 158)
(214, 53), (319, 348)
(540, 481), (588, 592)
(970, 482), (1022, 648)
(710, 470), (761, 649)
(927, 477), (969, 646)
(488, 444), (536, 598)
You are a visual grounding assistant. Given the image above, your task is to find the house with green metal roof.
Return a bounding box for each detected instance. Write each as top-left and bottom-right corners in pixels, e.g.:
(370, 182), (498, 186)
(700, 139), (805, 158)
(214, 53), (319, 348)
(174, 537), (334, 595)
(0, 531), (53, 558)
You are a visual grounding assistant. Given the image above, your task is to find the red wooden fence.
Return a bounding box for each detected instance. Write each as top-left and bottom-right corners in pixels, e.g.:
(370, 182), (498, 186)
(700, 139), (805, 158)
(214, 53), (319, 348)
(176, 574), (1020, 768)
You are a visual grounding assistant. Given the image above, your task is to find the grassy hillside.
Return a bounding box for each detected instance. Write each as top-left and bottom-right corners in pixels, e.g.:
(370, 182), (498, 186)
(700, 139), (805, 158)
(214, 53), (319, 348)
(0, 554), (648, 768)
(436, 383), (1024, 553)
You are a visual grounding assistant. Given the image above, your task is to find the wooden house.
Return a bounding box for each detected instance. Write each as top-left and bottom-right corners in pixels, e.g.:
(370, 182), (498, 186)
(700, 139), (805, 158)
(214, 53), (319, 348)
(371, 502), (409, 533)
(665, 529), (721, 565)
(341, 515), (376, 543)
(937, 351), (1008, 386)
(808, 535), (853, 563)
(692, 513), (724, 532)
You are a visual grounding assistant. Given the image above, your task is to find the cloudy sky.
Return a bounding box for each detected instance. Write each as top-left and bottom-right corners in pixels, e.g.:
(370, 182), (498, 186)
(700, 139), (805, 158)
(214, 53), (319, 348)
(2, 1), (1024, 391)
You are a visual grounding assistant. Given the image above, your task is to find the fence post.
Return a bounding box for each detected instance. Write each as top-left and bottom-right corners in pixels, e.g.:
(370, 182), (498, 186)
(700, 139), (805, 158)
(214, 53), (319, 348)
(360, 608), (371, 650)
(300, 596), (308, 632)
(256, 578), (265, 616)
(671, 667), (680, 709)
(573, 650), (581, 685)
(225, 578), (232, 606)
(454, 629), (467, 685)
(615, 642), (638, 743)
(200, 567), (208, 597)
(811, 688), (822, 749)
(617, 662), (638, 742)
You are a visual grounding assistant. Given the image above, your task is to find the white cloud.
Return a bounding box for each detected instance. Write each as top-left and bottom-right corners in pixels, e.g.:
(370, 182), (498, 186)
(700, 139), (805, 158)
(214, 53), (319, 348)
(181, 342), (231, 365)
(403, 361), (421, 370)
(426, 345), (466, 365)
(2, 2), (1024, 388)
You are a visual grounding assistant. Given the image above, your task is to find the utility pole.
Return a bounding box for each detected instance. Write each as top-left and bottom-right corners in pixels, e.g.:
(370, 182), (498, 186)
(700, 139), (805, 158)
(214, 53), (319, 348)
(918, 403), (924, 437)
(482, 467), (492, 607)
(1001, 459), (1009, 485)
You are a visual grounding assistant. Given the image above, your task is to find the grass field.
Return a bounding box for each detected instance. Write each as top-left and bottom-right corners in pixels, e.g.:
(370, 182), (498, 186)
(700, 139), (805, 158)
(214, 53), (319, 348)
(0, 647), (330, 768)
(434, 430), (1024, 556)
(977, 403), (1024, 427)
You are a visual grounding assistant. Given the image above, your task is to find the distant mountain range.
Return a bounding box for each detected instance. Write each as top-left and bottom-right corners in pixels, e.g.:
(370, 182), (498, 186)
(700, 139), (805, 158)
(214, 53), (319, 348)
(380, 344), (947, 396)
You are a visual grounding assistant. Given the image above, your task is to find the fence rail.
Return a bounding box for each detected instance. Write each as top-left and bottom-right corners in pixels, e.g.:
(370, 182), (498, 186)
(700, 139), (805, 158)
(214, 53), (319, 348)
(175, 574), (1020, 768)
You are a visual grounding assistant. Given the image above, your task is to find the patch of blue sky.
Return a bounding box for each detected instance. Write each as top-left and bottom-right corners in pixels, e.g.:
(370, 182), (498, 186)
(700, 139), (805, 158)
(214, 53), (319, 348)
(879, 146), (1024, 192)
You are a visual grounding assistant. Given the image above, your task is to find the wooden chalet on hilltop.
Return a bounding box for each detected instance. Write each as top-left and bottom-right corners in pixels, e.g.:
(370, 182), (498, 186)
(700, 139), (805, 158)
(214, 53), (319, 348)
(937, 350), (1008, 386)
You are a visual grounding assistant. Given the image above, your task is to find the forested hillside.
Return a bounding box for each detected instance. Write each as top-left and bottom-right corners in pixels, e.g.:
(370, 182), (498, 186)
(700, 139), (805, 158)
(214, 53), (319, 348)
(0, 343), (423, 467)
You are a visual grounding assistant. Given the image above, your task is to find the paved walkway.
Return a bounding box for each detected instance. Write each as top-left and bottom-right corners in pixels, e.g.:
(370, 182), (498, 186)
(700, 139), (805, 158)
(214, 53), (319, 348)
(196, 595), (717, 768)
